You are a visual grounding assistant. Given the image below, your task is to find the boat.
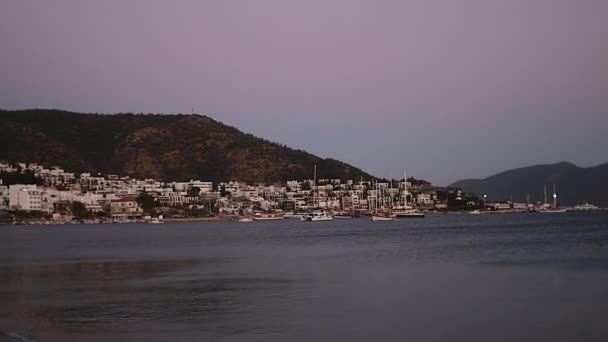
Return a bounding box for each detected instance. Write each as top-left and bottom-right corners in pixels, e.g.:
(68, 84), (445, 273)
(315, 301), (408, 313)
(391, 171), (425, 218)
(283, 212), (303, 219)
(469, 210), (481, 215)
(569, 203), (601, 211)
(238, 217), (253, 222)
(301, 210), (333, 222)
(371, 213), (396, 221)
(253, 214), (284, 221)
(539, 184), (567, 213)
(333, 214), (353, 219)
(540, 208), (568, 213)
(149, 215), (164, 224)
(393, 208), (425, 218)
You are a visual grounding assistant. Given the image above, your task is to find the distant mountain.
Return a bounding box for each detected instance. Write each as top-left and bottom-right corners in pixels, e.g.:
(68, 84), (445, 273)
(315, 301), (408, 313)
(450, 162), (608, 207)
(0, 109), (374, 183)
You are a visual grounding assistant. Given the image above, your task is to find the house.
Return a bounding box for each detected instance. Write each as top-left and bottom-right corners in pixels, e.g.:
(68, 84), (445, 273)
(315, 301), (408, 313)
(9, 184), (42, 211)
(110, 196), (142, 220)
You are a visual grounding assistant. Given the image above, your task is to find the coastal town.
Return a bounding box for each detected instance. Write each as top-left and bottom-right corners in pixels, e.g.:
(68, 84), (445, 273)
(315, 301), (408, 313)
(0, 162), (601, 224)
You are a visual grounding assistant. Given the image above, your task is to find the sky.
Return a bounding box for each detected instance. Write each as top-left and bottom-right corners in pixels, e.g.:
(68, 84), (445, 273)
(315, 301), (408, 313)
(1, 0), (607, 185)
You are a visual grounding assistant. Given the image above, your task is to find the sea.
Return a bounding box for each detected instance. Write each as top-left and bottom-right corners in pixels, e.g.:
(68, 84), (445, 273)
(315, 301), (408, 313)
(1, 212), (608, 342)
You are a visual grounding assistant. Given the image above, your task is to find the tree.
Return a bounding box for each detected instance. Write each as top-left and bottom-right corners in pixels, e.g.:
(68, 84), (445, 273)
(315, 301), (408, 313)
(71, 201), (88, 219)
(187, 186), (201, 197)
(219, 185), (230, 198)
(137, 192), (157, 213)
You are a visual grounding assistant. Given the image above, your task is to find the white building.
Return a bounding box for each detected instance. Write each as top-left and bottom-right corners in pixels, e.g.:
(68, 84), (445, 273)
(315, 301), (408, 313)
(9, 184), (42, 211)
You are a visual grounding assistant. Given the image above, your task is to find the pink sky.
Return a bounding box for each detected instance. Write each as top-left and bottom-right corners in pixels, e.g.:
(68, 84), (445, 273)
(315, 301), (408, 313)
(1, 0), (607, 184)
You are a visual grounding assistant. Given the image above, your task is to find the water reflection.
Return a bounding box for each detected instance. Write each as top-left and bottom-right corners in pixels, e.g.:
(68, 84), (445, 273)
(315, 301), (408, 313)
(0, 257), (310, 338)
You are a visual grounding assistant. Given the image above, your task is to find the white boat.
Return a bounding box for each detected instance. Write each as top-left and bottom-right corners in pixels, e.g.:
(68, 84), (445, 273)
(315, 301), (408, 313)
(238, 218), (253, 222)
(371, 213), (395, 221)
(393, 208), (425, 218)
(392, 171), (425, 219)
(569, 203), (601, 211)
(253, 214), (284, 221)
(540, 208), (568, 213)
(301, 210), (333, 222)
(469, 210), (481, 215)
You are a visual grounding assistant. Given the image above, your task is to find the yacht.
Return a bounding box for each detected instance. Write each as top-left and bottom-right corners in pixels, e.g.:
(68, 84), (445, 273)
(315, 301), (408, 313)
(539, 184), (568, 213)
(301, 210), (333, 222)
(392, 171), (425, 218)
(569, 203), (601, 211)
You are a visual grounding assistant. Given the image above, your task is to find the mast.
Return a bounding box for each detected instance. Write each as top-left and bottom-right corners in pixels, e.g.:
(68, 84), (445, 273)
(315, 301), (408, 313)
(543, 185), (548, 206)
(389, 171), (393, 208)
(313, 164), (317, 208)
(404, 170), (408, 208)
(553, 184), (557, 208)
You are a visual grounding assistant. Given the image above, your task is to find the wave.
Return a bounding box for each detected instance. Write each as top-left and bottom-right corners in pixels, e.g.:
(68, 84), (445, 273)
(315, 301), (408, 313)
(0, 331), (39, 342)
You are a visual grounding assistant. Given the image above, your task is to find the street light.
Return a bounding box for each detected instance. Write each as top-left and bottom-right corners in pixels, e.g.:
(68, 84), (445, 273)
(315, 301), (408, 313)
(483, 194), (487, 209)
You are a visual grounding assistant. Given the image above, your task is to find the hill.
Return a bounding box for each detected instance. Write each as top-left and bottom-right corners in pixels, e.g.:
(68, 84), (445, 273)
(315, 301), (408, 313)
(449, 162), (608, 207)
(0, 109), (374, 183)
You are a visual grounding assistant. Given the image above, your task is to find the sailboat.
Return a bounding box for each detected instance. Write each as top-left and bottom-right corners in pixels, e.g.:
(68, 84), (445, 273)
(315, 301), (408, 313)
(541, 184), (567, 213)
(393, 171), (425, 218)
(301, 165), (334, 222)
(371, 180), (396, 221)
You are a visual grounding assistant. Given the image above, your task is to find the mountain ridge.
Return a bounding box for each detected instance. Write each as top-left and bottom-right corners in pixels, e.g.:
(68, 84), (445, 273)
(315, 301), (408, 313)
(0, 109), (374, 183)
(450, 162), (608, 206)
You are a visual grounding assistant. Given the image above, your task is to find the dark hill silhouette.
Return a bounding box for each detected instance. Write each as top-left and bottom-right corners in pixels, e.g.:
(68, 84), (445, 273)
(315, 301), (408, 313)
(0, 109), (374, 183)
(450, 162), (608, 207)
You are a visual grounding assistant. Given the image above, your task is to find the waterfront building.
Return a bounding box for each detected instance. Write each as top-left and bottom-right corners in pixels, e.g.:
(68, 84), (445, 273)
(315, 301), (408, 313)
(8, 184), (42, 211)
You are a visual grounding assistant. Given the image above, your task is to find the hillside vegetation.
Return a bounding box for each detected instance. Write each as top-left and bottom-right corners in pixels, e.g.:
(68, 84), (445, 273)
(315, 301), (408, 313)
(0, 109), (373, 183)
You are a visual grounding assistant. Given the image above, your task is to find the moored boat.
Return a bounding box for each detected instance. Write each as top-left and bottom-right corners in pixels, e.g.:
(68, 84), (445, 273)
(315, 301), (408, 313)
(253, 214), (284, 221)
(568, 203), (601, 211)
(371, 213), (396, 221)
(301, 210), (333, 222)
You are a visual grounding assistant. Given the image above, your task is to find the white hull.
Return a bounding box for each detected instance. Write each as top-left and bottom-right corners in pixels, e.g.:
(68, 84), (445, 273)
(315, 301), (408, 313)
(395, 212), (425, 218)
(310, 216), (333, 222)
(238, 218), (253, 222)
(541, 209), (568, 213)
(371, 215), (395, 221)
(301, 210), (333, 222)
(253, 216), (284, 221)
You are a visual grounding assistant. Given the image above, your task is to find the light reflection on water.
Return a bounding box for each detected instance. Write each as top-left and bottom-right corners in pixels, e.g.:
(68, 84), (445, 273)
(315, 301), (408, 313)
(1, 212), (608, 341)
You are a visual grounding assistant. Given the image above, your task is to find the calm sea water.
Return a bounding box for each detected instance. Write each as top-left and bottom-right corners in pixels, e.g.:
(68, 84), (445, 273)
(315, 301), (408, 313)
(1, 212), (608, 342)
